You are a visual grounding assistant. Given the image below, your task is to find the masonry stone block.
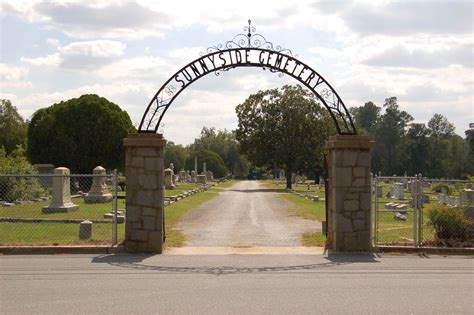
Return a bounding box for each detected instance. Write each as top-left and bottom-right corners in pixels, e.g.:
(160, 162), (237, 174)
(344, 199), (359, 212)
(337, 214), (354, 233)
(352, 219), (366, 231)
(142, 216), (156, 230)
(360, 192), (371, 211)
(357, 152), (371, 167)
(144, 158), (158, 172)
(130, 229), (146, 241)
(335, 167), (353, 187)
(353, 167), (366, 178)
(342, 151), (358, 166)
(352, 178), (365, 187)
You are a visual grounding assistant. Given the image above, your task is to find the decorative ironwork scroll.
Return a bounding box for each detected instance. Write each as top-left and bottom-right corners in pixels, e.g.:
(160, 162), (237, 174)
(139, 20), (357, 135)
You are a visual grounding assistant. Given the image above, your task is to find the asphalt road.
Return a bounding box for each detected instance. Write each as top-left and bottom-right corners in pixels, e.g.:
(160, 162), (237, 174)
(177, 180), (320, 246)
(1, 254), (473, 314)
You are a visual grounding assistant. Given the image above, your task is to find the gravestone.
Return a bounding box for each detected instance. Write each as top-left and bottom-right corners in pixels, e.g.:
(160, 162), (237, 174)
(190, 170), (196, 183)
(186, 170), (191, 182)
(79, 220), (92, 239)
(279, 170), (285, 180)
(164, 168), (175, 190)
(203, 162), (207, 173)
(197, 174), (207, 185)
(392, 182), (404, 200)
(446, 196), (459, 208)
(375, 185), (383, 197)
(179, 170), (186, 182)
(42, 167), (79, 213)
(438, 193), (446, 204)
(85, 166), (113, 203)
(464, 189), (474, 206)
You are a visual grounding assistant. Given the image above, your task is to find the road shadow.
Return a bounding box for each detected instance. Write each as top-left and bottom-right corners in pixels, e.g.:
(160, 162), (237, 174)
(325, 253), (380, 263)
(91, 253), (378, 276)
(226, 188), (286, 193)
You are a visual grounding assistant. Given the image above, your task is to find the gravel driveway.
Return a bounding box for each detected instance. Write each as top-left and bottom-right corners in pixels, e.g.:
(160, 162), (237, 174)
(176, 180), (320, 246)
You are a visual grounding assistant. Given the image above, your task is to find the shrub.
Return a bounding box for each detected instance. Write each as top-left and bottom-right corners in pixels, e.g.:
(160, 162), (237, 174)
(427, 204), (469, 241)
(0, 146), (46, 202)
(431, 183), (453, 195)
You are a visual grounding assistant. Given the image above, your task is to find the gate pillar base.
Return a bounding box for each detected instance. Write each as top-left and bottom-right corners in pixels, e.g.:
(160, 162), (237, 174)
(123, 133), (166, 253)
(325, 135), (374, 252)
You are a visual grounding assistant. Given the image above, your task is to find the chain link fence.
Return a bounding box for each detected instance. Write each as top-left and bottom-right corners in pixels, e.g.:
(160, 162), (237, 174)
(372, 175), (473, 247)
(0, 171), (123, 246)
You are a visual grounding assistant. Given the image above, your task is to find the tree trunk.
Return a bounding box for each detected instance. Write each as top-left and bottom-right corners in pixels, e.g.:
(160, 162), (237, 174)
(286, 165), (292, 189)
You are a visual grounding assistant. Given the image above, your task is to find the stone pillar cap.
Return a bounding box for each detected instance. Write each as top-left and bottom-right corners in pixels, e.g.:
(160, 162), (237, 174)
(93, 166), (106, 171)
(54, 167), (70, 174)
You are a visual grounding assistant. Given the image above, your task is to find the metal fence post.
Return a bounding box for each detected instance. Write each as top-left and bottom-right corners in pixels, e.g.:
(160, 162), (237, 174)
(112, 169), (118, 245)
(418, 173), (423, 246)
(373, 175), (378, 245)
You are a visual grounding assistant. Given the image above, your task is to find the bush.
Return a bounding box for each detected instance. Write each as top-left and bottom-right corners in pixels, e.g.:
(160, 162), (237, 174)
(0, 147), (46, 202)
(431, 183), (453, 195)
(427, 204), (469, 241)
(27, 94), (135, 173)
(184, 149), (228, 178)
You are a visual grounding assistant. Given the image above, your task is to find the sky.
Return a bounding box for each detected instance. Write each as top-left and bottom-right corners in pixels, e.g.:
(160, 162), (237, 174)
(1, 0), (473, 144)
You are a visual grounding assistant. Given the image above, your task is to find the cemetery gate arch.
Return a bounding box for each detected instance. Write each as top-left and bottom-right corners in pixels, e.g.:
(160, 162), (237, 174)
(124, 21), (374, 253)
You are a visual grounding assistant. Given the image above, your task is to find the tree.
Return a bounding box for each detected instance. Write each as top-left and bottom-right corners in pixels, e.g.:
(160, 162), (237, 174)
(164, 141), (188, 171)
(192, 127), (249, 178)
(424, 114), (459, 178)
(235, 85), (334, 189)
(27, 94), (135, 173)
(465, 128), (474, 176)
(0, 99), (28, 155)
(402, 123), (429, 175)
(349, 101), (381, 134)
(184, 149), (228, 178)
(373, 97), (413, 175)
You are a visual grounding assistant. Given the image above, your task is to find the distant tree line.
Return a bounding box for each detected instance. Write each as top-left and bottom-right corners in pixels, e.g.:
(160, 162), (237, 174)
(350, 97), (473, 178)
(1, 92), (471, 181)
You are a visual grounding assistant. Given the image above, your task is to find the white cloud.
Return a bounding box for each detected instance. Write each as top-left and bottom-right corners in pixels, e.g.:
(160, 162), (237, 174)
(364, 44), (473, 68)
(22, 40), (126, 69)
(0, 64), (32, 88)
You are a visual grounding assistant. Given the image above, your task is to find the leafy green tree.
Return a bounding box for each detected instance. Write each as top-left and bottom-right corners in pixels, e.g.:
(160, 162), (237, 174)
(0, 99), (28, 155)
(184, 149), (228, 178)
(349, 101), (381, 134)
(235, 85), (334, 189)
(465, 128), (474, 176)
(27, 94), (135, 173)
(373, 97), (413, 175)
(0, 146), (45, 202)
(192, 127), (249, 178)
(401, 123), (430, 175)
(426, 114), (457, 177)
(164, 141), (188, 171)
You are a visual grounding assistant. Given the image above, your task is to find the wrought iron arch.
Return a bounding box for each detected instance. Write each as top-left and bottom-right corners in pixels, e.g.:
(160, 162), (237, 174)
(139, 20), (357, 135)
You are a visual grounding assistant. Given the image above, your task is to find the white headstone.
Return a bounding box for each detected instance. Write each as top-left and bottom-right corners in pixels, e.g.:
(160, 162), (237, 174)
(438, 193), (446, 204)
(84, 166), (112, 203)
(392, 182), (404, 200)
(42, 167), (79, 213)
(164, 168), (175, 190)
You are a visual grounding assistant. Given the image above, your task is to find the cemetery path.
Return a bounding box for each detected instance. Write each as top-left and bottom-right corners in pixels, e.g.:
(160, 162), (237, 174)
(176, 180), (320, 247)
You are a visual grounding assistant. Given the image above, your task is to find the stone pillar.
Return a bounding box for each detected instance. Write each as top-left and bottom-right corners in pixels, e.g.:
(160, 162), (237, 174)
(203, 162), (207, 173)
(123, 133), (165, 253)
(42, 167), (79, 213)
(325, 135), (374, 252)
(85, 166), (112, 203)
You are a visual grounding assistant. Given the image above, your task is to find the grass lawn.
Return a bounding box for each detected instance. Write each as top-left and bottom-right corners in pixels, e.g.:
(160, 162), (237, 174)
(0, 222), (125, 246)
(260, 180), (326, 246)
(0, 180), (240, 247)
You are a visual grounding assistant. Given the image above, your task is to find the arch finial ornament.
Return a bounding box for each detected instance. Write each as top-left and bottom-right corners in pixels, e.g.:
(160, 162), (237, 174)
(139, 21), (357, 135)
